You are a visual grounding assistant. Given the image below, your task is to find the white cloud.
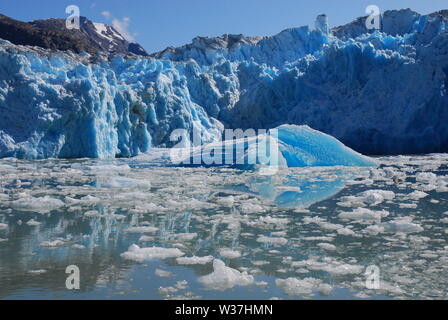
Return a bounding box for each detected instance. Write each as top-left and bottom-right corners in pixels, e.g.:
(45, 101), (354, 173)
(101, 11), (111, 18)
(100, 11), (135, 42)
(112, 17), (135, 42)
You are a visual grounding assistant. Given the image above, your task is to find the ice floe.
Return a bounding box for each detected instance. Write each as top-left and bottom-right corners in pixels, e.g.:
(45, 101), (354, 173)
(11, 196), (64, 213)
(120, 244), (184, 262)
(176, 256), (214, 265)
(198, 259), (254, 290)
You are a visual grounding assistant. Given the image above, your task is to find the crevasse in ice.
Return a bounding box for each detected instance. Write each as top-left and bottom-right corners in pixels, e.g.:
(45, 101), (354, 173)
(0, 9), (447, 159)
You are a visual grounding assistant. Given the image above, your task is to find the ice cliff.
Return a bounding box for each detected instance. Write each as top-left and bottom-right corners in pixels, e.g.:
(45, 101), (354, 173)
(0, 9), (447, 159)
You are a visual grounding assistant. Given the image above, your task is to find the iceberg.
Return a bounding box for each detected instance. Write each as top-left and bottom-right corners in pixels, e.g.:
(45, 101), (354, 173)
(0, 9), (447, 159)
(198, 259), (254, 291)
(276, 125), (376, 167)
(176, 124), (376, 168)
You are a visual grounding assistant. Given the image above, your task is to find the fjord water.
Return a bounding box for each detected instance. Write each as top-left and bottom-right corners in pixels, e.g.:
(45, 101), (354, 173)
(0, 154), (447, 300)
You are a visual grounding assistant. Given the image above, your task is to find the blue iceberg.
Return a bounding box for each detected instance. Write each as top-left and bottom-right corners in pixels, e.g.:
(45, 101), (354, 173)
(275, 125), (376, 167)
(176, 124), (376, 168)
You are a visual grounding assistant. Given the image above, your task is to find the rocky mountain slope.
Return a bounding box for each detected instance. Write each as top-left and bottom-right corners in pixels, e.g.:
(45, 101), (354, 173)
(0, 14), (148, 56)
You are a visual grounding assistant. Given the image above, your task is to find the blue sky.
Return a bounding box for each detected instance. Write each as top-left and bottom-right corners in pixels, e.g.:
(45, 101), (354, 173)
(1, 0), (446, 53)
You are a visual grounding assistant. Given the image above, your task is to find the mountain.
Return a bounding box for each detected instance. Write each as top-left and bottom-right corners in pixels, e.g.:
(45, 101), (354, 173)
(0, 9), (447, 159)
(0, 14), (148, 56)
(0, 14), (98, 54)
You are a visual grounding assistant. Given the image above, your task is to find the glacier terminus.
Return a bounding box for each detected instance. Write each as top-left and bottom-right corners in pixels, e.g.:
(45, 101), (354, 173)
(0, 9), (447, 160)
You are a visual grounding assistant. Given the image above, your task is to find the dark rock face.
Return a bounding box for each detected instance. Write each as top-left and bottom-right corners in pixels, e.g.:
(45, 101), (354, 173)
(0, 14), (97, 54)
(128, 42), (149, 56)
(0, 14), (148, 56)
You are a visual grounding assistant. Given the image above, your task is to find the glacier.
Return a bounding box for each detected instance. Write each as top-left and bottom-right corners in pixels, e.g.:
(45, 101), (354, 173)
(0, 9), (447, 159)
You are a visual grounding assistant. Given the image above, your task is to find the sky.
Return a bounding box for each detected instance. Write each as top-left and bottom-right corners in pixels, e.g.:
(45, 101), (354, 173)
(0, 0), (447, 53)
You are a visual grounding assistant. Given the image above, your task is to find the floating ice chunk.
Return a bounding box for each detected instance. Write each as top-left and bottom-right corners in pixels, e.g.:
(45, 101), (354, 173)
(379, 281), (404, 295)
(255, 216), (289, 227)
(337, 227), (356, 236)
(158, 281), (190, 297)
(219, 248), (242, 259)
(0, 223), (7, 230)
(338, 208), (389, 222)
(381, 218), (424, 233)
(120, 244), (184, 262)
(175, 280), (189, 290)
(419, 253), (438, 259)
(416, 172), (438, 183)
(436, 184), (448, 193)
(354, 292), (370, 299)
(155, 268), (174, 278)
(364, 225), (385, 235)
(11, 196), (64, 213)
(317, 243), (337, 251)
(399, 203), (417, 209)
(0, 193), (9, 201)
(302, 236), (334, 242)
(100, 177), (151, 189)
(276, 277), (325, 296)
(338, 190), (395, 207)
(158, 286), (179, 295)
(255, 281), (269, 287)
(337, 196), (367, 208)
(72, 244), (86, 249)
(309, 261), (364, 275)
(252, 260), (270, 266)
(0, 164), (15, 170)
(240, 203), (266, 214)
(303, 216), (326, 225)
(87, 164), (131, 174)
(257, 236), (288, 246)
(124, 226), (159, 234)
(84, 210), (101, 217)
(40, 239), (66, 247)
(129, 203), (165, 214)
(28, 269), (47, 274)
(318, 222), (344, 231)
(175, 233), (197, 241)
(271, 231), (287, 237)
(26, 219), (41, 226)
(215, 196), (235, 207)
(198, 259), (254, 290)
(138, 236), (154, 242)
(359, 190), (395, 205)
(79, 195), (101, 203)
(318, 283), (333, 295)
(176, 256), (214, 265)
(407, 191), (428, 200)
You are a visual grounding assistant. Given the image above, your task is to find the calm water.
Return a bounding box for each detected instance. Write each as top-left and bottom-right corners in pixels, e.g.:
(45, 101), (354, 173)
(0, 153), (447, 300)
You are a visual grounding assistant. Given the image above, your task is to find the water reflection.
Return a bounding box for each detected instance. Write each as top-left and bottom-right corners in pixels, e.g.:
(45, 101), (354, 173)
(245, 170), (349, 208)
(0, 157), (447, 299)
